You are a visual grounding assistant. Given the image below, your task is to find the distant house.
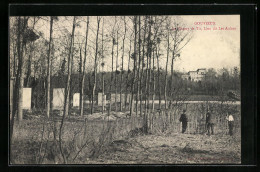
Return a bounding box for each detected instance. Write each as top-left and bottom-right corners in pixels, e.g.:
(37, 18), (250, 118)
(181, 68), (206, 82)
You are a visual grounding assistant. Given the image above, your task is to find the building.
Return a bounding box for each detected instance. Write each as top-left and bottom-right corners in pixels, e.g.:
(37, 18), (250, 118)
(181, 68), (206, 82)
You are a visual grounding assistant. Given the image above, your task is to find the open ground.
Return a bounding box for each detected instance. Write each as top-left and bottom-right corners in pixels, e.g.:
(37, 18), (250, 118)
(10, 102), (241, 164)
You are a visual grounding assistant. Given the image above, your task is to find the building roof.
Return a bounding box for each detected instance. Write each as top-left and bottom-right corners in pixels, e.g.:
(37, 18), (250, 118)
(197, 68), (206, 71)
(184, 69), (207, 75)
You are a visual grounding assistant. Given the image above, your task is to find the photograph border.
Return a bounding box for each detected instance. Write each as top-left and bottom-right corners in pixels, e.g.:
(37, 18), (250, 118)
(2, 2), (257, 171)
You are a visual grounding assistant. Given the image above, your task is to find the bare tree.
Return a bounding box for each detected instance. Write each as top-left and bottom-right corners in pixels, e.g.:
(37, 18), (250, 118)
(147, 17), (153, 115)
(16, 17), (29, 122)
(130, 16), (137, 117)
(109, 17), (117, 114)
(125, 33), (132, 111)
(120, 16), (126, 112)
(80, 16), (89, 117)
(139, 16), (147, 116)
(63, 17), (76, 117)
(135, 16), (141, 116)
(115, 29), (119, 112)
(25, 17), (39, 87)
(46, 16), (54, 118)
(168, 18), (193, 109)
(164, 18), (170, 110)
(143, 16), (152, 134)
(91, 17), (101, 114)
(60, 16), (76, 164)
(151, 49), (155, 112)
(156, 45), (162, 110)
(11, 17), (27, 141)
(11, 16), (39, 141)
(101, 18), (105, 114)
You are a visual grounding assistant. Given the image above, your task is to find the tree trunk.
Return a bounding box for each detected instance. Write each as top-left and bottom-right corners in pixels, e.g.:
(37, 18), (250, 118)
(169, 28), (177, 109)
(11, 17), (26, 140)
(152, 50), (155, 112)
(115, 30), (119, 112)
(91, 17), (101, 114)
(12, 42), (16, 78)
(147, 30), (152, 115)
(164, 27), (170, 110)
(109, 22), (116, 114)
(120, 16), (126, 112)
(60, 17), (76, 164)
(25, 17), (37, 87)
(130, 16), (137, 117)
(17, 17), (28, 122)
(101, 18), (105, 114)
(125, 36), (131, 111)
(46, 16), (53, 118)
(11, 41), (16, 120)
(79, 47), (83, 109)
(69, 37), (75, 111)
(156, 46), (161, 110)
(80, 17), (89, 116)
(169, 52), (175, 109)
(24, 43), (33, 87)
(63, 17), (76, 117)
(144, 16), (152, 134)
(135, 16), (141, 116)
(139, 16), (147, 117)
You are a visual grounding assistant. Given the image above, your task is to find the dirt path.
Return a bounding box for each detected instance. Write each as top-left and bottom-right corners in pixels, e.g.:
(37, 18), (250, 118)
(87, 133), (241, 164)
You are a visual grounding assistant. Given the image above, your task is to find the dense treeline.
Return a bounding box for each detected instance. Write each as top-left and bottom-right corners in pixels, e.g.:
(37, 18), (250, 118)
(186, 67), (240, 95)
(27, 67), (240, 109)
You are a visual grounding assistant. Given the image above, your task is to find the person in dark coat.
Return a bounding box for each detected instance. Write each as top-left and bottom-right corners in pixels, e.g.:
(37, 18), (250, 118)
(179, 109), (188, 133)
(206, 109), (215, 135)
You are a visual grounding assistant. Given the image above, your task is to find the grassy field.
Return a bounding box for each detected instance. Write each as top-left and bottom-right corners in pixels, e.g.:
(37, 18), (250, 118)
(10, 103), (241, 164)
(90, 133), (241, 164)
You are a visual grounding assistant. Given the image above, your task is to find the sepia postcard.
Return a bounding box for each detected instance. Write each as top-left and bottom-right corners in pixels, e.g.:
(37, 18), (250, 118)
(9, 10), (244, 165)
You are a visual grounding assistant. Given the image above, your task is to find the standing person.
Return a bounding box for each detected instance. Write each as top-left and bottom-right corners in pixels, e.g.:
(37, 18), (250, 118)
(179, 109), (188, 133)
(226, 112), (234, 136)
(206, 109), (215, 135)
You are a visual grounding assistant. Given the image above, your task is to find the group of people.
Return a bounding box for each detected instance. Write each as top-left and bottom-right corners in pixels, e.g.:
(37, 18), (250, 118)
(179, 109), (235, 136)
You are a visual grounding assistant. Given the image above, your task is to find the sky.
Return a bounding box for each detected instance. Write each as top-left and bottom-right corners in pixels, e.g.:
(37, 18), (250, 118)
(10, 15), (240, 74)
(173, 15), (240, 72)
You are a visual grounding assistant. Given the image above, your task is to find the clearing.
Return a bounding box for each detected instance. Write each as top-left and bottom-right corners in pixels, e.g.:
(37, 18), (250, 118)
(86, 133), (240, 164)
